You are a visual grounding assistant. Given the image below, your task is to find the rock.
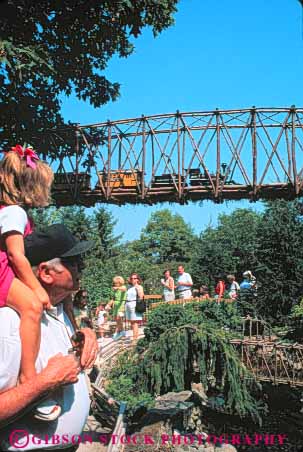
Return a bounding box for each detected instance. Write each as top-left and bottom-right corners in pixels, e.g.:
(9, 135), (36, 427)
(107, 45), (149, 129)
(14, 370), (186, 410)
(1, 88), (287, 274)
(191, 383), (208, 405)
(156, 391), (193, 404)
(215, 446), (237, 452)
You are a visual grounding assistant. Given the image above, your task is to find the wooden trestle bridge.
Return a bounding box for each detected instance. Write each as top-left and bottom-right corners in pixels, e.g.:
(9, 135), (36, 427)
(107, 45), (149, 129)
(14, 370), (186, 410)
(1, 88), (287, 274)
(49, 107), (303, 206)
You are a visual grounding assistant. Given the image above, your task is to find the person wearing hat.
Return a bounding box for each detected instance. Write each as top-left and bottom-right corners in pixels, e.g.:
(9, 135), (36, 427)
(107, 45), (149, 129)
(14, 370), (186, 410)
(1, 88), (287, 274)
(240, 270), (257, 291)
(0, 224), (97, 452)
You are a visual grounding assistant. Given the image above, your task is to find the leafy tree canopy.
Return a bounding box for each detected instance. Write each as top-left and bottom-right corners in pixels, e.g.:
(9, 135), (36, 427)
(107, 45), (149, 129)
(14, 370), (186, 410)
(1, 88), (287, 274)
(191, 209), (261, 289)
(255, 200), (303, 322)
(136, 209), (197, 265)
(0, 0), (178, 152)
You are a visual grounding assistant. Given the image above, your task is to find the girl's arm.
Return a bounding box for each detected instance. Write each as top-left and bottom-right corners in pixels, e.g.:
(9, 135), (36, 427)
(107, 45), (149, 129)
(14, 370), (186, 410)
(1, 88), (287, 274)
(168, 277), (174, 291)
(5, 232), (50, 307)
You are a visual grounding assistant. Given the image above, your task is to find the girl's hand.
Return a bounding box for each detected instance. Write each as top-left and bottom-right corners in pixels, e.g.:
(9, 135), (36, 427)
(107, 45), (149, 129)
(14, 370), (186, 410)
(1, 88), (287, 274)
(34, 286), (51, 309)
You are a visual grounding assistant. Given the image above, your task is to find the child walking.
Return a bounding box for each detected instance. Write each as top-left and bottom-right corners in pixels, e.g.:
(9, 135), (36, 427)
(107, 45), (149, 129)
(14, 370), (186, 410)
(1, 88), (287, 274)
(95, 303), (108, 340)
(107, 276), (127, 340)
(0, 145), (55, 419)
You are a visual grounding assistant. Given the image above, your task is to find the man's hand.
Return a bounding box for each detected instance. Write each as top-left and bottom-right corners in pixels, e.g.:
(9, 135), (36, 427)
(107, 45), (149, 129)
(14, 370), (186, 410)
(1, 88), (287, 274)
(79, 328), (98, 369)
(39, 353), (80, 388)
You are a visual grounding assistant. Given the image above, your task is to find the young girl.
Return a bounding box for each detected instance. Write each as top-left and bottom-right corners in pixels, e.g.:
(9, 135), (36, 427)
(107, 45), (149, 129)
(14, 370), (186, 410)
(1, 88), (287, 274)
(0, 145), (54, 415)
(95, 303), (108, 340)
(107, 276), (127, 340)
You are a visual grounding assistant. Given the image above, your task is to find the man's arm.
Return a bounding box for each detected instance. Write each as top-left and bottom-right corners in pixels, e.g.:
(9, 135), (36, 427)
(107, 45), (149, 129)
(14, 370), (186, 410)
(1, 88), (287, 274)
(186, 274), (193, 287)
(79, 328), (98, 369)
(0, 354), (80, 423)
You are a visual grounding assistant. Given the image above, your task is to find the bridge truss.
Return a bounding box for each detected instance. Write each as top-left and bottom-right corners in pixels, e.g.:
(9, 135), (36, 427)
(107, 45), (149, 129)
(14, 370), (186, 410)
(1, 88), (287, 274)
(231, 339), (303, 387)
(49, 107), (303, 206)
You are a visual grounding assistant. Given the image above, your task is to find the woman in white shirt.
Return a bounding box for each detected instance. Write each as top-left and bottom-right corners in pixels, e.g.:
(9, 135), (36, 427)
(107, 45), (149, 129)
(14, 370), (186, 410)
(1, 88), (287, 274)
(161, 269), (175, 301)
(125, 273), (144, 343)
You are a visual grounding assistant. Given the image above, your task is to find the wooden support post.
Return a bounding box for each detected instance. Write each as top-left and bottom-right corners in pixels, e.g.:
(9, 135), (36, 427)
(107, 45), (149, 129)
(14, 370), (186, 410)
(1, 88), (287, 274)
(141, 115), (146, 199)
(251, 107), (257, 196)
(177, 110), (181, 200)
(215, 110), (220, 199)
(107, 120), (111, 200)
(74, 126), (80, 200)
(291, 106), (299, 194)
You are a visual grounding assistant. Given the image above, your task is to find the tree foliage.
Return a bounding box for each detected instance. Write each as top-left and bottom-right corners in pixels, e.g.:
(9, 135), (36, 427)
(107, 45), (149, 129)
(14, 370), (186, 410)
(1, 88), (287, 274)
(0, 0), (178, 152)
(31, 202), (303, 325)
(107, 303), (262, 423)
(255, 200), (303, 323)
(136, 209), (197, 265)
(191, 209), (261, 289)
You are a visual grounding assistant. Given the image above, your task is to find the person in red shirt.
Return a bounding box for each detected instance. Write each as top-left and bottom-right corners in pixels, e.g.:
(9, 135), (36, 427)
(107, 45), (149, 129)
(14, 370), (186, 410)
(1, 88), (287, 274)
(214, 275), (226, 301)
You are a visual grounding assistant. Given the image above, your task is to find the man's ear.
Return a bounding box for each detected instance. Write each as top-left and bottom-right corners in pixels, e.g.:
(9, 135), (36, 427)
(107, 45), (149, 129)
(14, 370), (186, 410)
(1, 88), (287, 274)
(37, 262), (55, 285)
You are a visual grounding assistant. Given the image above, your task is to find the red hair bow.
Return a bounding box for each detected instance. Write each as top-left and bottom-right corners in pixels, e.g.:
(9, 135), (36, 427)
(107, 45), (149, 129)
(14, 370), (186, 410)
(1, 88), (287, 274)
(11, 144), (39, 169)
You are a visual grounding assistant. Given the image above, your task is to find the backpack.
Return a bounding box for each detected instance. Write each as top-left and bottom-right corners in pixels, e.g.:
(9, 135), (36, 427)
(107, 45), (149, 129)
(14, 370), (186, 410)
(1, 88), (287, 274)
(135, 287), (146, 314)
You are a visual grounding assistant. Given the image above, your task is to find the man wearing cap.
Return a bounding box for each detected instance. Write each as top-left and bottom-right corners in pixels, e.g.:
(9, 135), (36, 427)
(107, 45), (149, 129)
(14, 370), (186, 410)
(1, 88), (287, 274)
(0, 224), (98, 452)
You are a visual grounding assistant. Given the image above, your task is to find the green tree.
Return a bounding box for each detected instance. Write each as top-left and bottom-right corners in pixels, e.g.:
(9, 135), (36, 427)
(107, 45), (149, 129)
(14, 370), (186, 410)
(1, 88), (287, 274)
(30, 206), (61, 230)
(255, 200), (303, 323)
(0, 1), (178, 152)
(136, 209), (197, 265)
(107, 303), (262, 423)
(191, 209), (261, 289)
(81, 207), (124, 304)
(91, 207), (123, 259)
(117, 240), (162, 293)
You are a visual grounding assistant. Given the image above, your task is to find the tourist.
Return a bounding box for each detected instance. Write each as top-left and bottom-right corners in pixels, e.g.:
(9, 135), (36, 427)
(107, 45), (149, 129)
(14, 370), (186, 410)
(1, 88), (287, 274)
(161, 269), (175, 301)
(95, 303), (108, 340)
(0, 146), (53, 392)
(199, 285), (210, 300)
(240, 270), (257, 295)
(227, 274), (240, 299)
(214, 274), (226, 301)
(176, 265), (193, 299)
(107, 276), (127, 340)
(0, 224), (97, 451)
(125, 272), (144, 343)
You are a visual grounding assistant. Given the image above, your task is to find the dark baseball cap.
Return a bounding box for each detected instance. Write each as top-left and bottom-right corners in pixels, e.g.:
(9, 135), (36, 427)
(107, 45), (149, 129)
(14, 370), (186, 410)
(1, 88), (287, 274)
(25, 224), (94, 265)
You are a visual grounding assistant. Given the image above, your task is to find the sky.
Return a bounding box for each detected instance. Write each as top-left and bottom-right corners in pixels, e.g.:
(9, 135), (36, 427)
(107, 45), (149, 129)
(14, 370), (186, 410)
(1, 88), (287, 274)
(61, 0), (303, 241)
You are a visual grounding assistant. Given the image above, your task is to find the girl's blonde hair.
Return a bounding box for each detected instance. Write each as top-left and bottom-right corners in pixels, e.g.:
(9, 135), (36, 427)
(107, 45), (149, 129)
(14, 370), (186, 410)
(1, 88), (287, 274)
(113, 276), (125, 287)
(0, 151), (54, 207)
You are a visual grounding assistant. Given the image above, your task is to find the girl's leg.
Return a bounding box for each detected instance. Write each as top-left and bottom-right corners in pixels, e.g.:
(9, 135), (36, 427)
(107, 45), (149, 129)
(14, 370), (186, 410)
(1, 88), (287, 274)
(98, 325), (104, 338)
(116, 316), (123, 333)
(6, 278), (43, 382)
(131, 321), (138, 342)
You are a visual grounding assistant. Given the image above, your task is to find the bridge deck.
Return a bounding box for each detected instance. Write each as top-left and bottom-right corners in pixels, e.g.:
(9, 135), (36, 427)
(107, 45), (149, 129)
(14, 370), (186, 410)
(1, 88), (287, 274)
(52, 182), (298, 206)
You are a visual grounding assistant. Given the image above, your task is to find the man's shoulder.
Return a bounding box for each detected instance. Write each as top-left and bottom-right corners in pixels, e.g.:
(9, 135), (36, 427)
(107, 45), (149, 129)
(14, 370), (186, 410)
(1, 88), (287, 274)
(0, 307), (20, 336)
(0, 307), (20, 321)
